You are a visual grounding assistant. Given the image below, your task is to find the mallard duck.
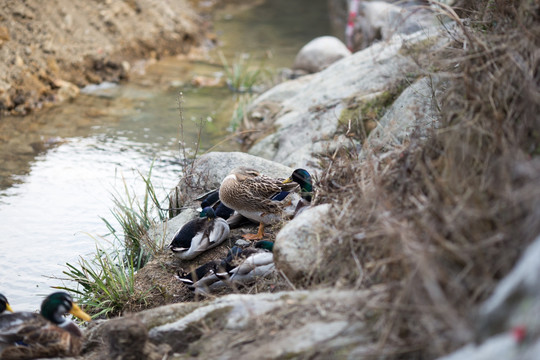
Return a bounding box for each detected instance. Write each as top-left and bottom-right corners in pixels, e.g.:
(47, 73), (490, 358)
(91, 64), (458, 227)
(0, 291), (91, 359)
(177, 240), (275, 294)
(218, 167), (301, 240)
(176, 259), (222, 294)
(0, 294), (13, 314)
(168, 206), (230, 260)
(196, 189), (235, 220)
(282, 168), (313, 214)
(214, 240), (275, 284)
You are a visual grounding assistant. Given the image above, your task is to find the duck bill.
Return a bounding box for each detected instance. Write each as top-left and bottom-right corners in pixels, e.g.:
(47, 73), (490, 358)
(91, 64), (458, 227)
(5, 303), (13, 312)
(69, 303), (92, 322)
(282, 177), (293, 184)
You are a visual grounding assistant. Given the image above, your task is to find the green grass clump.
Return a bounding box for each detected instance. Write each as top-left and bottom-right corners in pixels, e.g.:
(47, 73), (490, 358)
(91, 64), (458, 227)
(102, 165), (167, 269)
(60, 164), (168, 317)
(60, 241), (147, 317)
(219, 52), (268, 93)
(229, 94), (255, 132)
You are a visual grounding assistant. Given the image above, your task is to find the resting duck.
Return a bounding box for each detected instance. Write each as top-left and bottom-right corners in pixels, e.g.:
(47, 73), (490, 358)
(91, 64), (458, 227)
(214, 240), (275, 284)
(196, 189), (235, 220)
(177, 240), (275, 294)
(0, 291), (91, 359)
(176, 259), (222, 294)
(168, 206), (230, 260)
(218, 167), (302, 240)
(0, 294), (13, 314)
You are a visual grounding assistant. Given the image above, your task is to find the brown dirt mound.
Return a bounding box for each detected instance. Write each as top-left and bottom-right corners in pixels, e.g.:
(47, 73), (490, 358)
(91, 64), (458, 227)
(0, 0), (204, 115)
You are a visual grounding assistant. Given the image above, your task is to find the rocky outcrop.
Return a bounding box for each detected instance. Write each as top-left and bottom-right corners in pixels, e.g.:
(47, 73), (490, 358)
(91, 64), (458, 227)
(84, 288), (382, 359)
(347, 1), (439, 51)
(245, 26), (450, 169)
(364, 76), (443, 155)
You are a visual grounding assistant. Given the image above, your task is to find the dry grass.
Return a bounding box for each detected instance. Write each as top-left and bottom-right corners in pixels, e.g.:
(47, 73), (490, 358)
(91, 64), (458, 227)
(310, 0), (540, 357)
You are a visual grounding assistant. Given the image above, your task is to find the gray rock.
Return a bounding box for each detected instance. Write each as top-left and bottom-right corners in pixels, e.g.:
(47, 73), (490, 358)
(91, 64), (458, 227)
(349, 1), (439, 50)
(437, 235), (540, 360)
(274, 204), (332, 281)
(364, 77), (442, 154)
(436, 333), (519, 360)
(121, 289), (371, 359)
(248, 27), (450, 169)
(436, 333), (540, 360)
(293, 36), (351, 73)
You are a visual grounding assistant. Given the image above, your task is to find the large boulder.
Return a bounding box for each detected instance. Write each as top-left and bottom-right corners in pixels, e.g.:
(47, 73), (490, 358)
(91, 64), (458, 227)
(476, 234), (540, 341)
(293, 36), (351, 74)
(363, 76), (442, 155)
(246, 26), (450, 169)
(274, 204), (332, 282)
(168, 151), (294, 217)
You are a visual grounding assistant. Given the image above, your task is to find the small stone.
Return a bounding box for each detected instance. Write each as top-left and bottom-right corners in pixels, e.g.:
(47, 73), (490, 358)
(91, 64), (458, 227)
(15, 55), (24, 67)
(234, 239), (251, 247)
(53, 79), (80, 102)
(0, 26), (10, 43)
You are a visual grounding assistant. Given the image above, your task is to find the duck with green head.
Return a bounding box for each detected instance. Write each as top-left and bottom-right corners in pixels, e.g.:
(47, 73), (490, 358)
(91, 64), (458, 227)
(0, 291), (91, 359)
(282, 168), (313, 214)
(219, 167), (312, 240)
(168, 206), (230, 260)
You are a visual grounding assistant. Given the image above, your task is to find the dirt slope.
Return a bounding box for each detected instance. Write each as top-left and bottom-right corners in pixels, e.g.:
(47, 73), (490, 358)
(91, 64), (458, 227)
(0, 0), (205, 115)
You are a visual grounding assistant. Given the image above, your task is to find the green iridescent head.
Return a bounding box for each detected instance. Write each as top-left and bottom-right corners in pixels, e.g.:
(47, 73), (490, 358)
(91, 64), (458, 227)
(41, 292), (91, 324)
(284, 169), (313, 201)
(200, 206), (216, 219)
(254, 240), (274, 252)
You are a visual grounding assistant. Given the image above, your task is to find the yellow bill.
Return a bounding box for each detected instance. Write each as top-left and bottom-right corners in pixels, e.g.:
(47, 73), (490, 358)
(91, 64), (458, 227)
(69, 303), (92, 322)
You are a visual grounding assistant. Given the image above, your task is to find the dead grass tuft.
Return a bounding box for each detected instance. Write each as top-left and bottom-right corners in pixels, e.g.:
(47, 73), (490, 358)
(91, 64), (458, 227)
(311, 0), (540, 357)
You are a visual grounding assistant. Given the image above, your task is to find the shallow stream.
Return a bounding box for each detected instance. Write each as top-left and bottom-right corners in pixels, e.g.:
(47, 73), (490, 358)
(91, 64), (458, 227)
(0, 0), (330, 310)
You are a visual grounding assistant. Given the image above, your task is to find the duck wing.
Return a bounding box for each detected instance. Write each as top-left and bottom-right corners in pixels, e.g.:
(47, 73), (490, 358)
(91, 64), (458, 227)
(169, 218), (206, 251)
(0, 312), (41, 343)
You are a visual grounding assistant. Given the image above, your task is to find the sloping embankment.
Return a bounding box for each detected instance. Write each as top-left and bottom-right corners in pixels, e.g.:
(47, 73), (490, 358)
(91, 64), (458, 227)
(0, 0), (204, 115)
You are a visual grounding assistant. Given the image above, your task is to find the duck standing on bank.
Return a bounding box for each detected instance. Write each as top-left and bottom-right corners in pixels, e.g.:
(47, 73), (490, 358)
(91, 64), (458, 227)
(218, 167), (304, 240)
(0, 291), (92, 359)
(168, 206), (230, 260)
